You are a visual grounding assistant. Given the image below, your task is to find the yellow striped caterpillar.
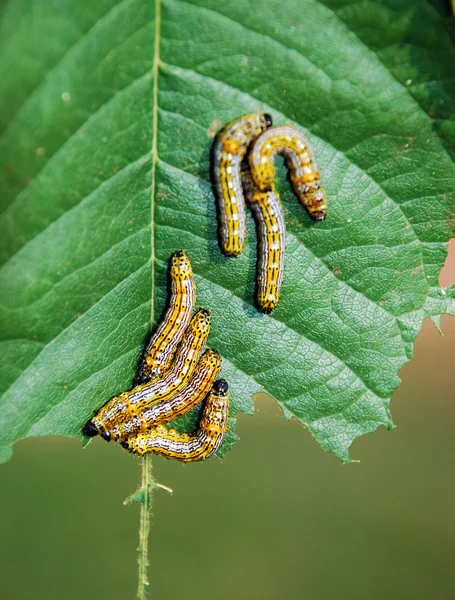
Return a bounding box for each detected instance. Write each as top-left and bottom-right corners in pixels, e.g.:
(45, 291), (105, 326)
(213, 113), (272, 256)
(105, 349), (221, 443)
(242, 169), (286, 313)
(212, 116), (327, 312)
(121, 379), (230, 461)
(82, 250), (231, 463)
(83, 307), (211, 441)
(248, 125), (327, 221)
(138, 250), (195, 382)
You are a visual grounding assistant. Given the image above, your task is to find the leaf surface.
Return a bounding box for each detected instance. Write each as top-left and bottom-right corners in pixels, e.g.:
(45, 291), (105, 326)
(0, 0), (454, 462)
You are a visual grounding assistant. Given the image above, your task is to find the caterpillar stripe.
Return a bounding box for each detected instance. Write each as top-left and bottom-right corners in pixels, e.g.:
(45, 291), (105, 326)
(107, 349), (221, 443)
(121, 380), (230, 461)
(138, 250), (195, 382)
(248, 125), (327, 221)
(213, 113), (272, 256)
(242, 169), (286, 313)
(85, 307), (211, 441)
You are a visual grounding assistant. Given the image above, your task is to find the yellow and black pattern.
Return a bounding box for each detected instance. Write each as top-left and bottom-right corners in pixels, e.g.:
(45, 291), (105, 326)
(248, 125), (327, 221)
(90, 307), (211, 436)
(83, 252), (230, 462)
(213, 113), (272, 256)
(213, 116), (327, 312)
(121, 380), (230, 461)
(243, 169), (286, 313)
(139, 250), (195, 381)
(108, 349), (221, 443)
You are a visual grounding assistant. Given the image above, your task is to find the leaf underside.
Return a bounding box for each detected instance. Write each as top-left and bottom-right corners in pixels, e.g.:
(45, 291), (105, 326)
(0, 0), (454, 463)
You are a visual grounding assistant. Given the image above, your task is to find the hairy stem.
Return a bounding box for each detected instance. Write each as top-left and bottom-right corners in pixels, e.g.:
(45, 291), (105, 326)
(124, 456), (172, 599)
(137, 454), (153, 600)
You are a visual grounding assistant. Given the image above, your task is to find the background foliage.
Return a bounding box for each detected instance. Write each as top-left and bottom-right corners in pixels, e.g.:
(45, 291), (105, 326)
(0, 0), (454, 463)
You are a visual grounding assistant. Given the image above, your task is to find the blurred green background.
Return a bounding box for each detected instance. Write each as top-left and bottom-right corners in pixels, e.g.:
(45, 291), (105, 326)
(1, 248), (454, 600)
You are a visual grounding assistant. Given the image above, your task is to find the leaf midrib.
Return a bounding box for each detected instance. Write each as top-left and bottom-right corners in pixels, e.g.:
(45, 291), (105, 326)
(150, 0), (161, 334)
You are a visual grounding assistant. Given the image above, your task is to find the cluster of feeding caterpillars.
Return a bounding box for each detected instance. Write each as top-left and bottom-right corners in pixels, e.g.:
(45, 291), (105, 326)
(83, 251), (229, 461)
(83, 113), (327, 462)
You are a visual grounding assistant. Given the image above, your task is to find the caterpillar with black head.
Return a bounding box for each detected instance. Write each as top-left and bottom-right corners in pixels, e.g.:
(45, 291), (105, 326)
(83, 307), (212, 442)
(213, 116), (327, 312)
(121, 380), (230, 461)
(106, 349), (221, 443)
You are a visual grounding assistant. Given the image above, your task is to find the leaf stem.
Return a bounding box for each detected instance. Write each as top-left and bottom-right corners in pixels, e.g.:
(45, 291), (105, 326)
(124, 458), (172, 600)
(137, 455), (152, 600)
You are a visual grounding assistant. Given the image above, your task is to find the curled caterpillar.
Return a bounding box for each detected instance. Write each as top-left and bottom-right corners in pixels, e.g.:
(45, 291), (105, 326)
(248, 125), (327, 221)
(106, 349), (221, 443)
(242, 169), (286, 313)
(121, 379), (230, 461)
(138, 250), (195, 382)
(83, 307), (211, 441)
(213, 113), (272, 256)
(212, 115), (327, 312)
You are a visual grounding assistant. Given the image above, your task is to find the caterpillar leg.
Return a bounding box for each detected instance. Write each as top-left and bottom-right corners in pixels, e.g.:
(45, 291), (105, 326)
(121, 380), (230, 462)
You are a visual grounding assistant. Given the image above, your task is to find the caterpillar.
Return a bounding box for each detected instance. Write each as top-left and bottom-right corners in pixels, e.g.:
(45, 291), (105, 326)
(121, 379), (230, 461)
(248, 125), (327, 221)
(213, 113), (272, 256)
(242, 169), (286, 313)
(138, 250), (195, 382)
(105, 349), (221, 443)
(83, 307), (211, 441)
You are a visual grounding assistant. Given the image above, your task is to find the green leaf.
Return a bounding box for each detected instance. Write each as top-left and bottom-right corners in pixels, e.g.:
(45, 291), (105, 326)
(0, 0), (454, 463)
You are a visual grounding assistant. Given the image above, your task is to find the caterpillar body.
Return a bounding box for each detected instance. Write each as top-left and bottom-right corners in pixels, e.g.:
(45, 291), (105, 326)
(121, 379), (230, 461)
(82, 251), (231, 464)
(242, 169), (286, 313)
(213, 113), (272, 256)
(107, 349), (221, 442)
(139, 250), (195, 382)
(84, 307), (211, 441)
(248, 125), (327, 221)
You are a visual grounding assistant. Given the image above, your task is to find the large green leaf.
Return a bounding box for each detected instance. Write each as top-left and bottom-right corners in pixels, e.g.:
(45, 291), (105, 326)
(0, 0), (454, 463)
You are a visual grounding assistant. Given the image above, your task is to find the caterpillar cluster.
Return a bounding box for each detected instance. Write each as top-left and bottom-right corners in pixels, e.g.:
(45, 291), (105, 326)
(213, 114), (327, 313)
(82, 251), (229, 462)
